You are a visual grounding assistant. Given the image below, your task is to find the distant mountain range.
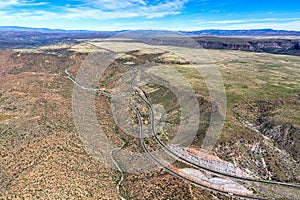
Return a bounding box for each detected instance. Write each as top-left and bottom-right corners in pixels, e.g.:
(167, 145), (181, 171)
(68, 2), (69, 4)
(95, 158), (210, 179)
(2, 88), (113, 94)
(0, 26), (116, 50)
(0, 26), (299, 56)
(1, 26), (300, 36)
(182, 29), (300, 36)
(0, 26), (101, 33)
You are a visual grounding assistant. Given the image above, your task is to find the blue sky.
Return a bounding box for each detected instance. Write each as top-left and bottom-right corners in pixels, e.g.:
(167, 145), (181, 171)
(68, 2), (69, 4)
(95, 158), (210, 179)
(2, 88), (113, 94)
(0, 0), (300, 31)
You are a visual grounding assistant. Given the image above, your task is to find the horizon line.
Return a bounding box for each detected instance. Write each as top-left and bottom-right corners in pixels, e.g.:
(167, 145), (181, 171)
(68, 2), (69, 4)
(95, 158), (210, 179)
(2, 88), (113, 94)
(1, 26), (300, 33)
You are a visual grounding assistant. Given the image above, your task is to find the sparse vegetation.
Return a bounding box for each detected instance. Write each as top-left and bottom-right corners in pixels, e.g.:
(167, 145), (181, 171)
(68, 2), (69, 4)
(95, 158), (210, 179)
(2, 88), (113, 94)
(0, 39), (299, 199)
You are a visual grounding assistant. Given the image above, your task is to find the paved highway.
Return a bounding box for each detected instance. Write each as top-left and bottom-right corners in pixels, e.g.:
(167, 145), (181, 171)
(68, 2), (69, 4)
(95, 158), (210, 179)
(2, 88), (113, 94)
(129, 104), (268, 200)
(131, 82), (300, 190)
(66, 43), (299, 199)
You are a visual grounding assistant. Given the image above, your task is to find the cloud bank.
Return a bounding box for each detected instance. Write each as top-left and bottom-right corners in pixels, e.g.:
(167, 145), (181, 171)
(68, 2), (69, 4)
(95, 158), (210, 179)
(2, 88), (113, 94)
(0, 0), (189, 20)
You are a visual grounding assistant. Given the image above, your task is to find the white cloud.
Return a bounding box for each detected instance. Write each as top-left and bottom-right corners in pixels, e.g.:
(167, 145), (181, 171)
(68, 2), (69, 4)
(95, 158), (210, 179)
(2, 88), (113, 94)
(0, 0), (48, 8)
(191, 18), (300, 29)
(214, 20), (300, 31)
(67, 0), (189, 19)
(89, 21), (158, 31)
(185, 18), (300, 31)
(84, 0), (147, 10)
(194, 19), (246, 24)
(1, 0), (300, 31)
(0, 0), (18, 7)
(0, 0), (189, 20)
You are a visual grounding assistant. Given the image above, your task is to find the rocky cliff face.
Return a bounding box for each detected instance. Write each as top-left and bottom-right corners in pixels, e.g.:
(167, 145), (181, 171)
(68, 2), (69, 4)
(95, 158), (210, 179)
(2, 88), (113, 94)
(259, 123), (299, 162)
(234, 99), (300, 163)
(197, 41), (254, 51)
(230, 98), (300, 183)
(194, 37), (300, 56)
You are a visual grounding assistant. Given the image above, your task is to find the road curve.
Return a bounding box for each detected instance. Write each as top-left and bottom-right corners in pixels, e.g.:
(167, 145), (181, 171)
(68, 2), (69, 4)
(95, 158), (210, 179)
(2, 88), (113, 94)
(65, 42), (299, 198)
(129, 104), (267, 200)
(132, 82), (300, 190)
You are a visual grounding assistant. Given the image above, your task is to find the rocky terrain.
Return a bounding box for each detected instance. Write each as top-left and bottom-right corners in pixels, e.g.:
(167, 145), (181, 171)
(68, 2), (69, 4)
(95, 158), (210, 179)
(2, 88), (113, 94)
(0, 38), (299, 199)
(194, 37), (300, 56)
(233, 99), (300, 163)
(0, 46), (227, 199)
